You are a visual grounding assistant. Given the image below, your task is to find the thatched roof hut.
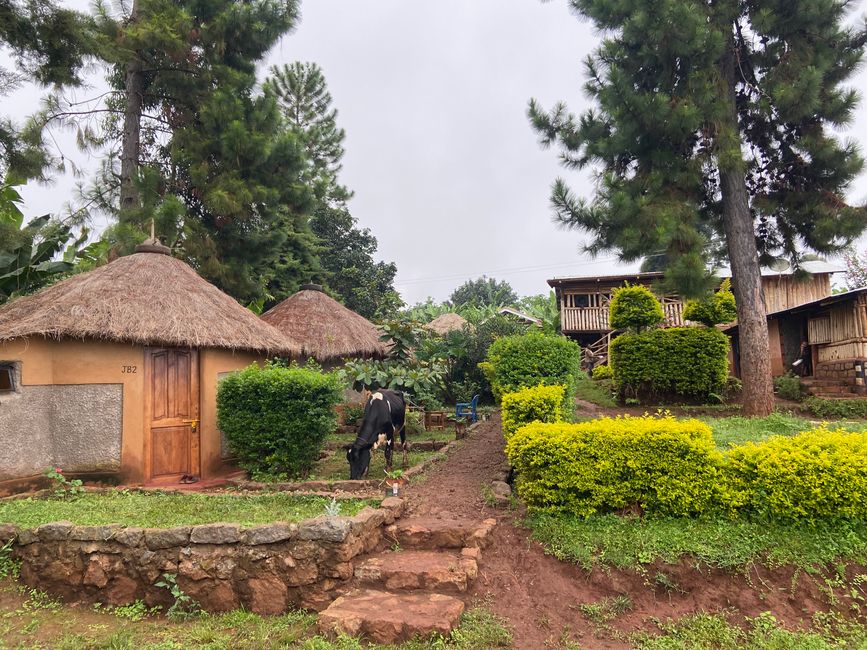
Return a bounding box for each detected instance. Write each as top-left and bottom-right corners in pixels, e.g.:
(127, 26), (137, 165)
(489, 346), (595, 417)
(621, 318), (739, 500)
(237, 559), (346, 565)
(425, 312), (469, 336)
(0, 240), (298, 356)
(261, 284), (387, 361)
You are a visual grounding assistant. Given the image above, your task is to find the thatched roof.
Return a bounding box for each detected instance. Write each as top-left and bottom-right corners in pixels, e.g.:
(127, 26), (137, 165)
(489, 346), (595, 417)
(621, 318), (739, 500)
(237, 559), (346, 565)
(425, 312), (469, 335)
(261, 285), (387, 361)
(0, 240), (299, 355)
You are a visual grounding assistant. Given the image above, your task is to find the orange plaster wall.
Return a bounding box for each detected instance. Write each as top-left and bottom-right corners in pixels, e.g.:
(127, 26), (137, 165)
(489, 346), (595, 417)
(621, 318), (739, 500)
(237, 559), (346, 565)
(0, 338), (145, 481)
(199, 349), (265, 478)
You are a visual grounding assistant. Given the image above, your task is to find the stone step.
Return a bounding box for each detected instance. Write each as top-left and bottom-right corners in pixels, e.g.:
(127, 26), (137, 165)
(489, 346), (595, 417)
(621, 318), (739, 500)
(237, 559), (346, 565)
(318, 588), (465, 644)
(385, 517), (496, 550)
(354, 548), (479, 593)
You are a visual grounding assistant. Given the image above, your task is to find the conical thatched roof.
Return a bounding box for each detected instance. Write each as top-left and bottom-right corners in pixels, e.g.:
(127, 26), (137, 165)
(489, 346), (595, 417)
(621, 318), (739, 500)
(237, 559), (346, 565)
(0, 242), (298, 355)
(425, 312), (469, 335)
(261, 285), (387, 361)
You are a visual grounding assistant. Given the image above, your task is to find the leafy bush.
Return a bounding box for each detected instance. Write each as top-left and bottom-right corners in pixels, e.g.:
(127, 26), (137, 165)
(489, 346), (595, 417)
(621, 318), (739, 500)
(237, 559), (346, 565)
(501, 384), (565, 439)
(505, 415), (723, 517)
(773, 372), (804, 401)
(609, 327), (729, 400)
(609, 284), (664, 332)
(217, 363), (343, 477)
(591, 365), (613, 380)
(724, 428), (867, 521)
(405, 409), (425, 436)
(804, 396), (867, 419)
(480, 332), (582, 409)
(683, 279), (738, 326)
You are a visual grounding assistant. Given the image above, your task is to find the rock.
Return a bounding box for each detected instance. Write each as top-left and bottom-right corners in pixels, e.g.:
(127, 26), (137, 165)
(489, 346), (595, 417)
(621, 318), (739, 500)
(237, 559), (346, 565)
(490, 481), (511, 498)
(185, 580), (238, 612)
(104, 575), (138, 606)
(354, 550), (474, 593)
(83, 558), (109, 588)
(467, 519), (497, 549)
(178, 559), (209, 581)
(0, 523), (19, 543)
(284, 561), (318, 586)
(16, 528), (37, 545)
(380, 497), (405, 516)
(70, 525), (122, 542)
(389, 517), (478, 549)
(245, 575), (288, 615)
(37, 521), (74, 541)
(115, 527), (145, 547)
(144, 527), (190, 550)
(318, 589), (465, 644)
(243, 523), (295, 545)
(296, 517), (351, 543)
(190, 524), (241, 545)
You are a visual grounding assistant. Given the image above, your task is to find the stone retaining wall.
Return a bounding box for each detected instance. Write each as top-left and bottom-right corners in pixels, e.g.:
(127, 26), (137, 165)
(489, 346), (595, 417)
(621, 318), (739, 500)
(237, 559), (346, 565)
(0, 498), (404, 614)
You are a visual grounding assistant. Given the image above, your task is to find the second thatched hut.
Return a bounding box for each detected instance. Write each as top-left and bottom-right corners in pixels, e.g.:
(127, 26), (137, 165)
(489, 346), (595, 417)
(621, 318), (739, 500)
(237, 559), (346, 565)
(261, 284), (387, 366)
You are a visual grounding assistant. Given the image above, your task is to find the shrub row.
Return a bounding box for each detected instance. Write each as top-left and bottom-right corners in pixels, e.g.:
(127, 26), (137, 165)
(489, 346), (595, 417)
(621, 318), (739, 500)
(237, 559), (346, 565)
(501, 384), (565, 439)
(480, 332), (582, 410)
(506, 417), (867, 522)
(217, 363), (343, 478)
(609, 327), (729, 399)
(803, 396), (867, 419)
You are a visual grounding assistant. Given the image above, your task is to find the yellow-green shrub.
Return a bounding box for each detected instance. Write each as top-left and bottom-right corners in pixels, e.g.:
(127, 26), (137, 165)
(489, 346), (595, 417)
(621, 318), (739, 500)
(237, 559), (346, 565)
(724, 428), (867, 521)
(501, 384), (565, 439)
(505, 415), (723, 517)
(591, 365), (613, 380)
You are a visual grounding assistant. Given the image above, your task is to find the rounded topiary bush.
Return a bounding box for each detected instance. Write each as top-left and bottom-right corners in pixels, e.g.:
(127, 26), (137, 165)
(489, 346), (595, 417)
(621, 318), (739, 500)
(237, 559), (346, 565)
(480, 332), (581, 409)
(217, 362), (344, 478)
(609, 284), (664, 332)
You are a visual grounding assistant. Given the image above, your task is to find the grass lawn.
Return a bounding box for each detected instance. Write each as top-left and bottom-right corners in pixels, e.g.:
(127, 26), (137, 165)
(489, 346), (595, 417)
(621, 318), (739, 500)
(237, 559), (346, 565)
(573, 377), (618, 408)
(634, 611), (867, 649)
(0, 492), (375, 529)
(701, 412), (867, 449)
(330, 427), (458, 445)
(307, 448), (440, 482)
(0, 579), (512, 650)
(525, 512), (867, 570)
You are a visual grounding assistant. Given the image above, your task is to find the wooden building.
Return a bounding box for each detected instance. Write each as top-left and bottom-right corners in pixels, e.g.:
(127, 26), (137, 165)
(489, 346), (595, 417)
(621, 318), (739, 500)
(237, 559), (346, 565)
(547, 262), (839, 364)
(0, 239), (298, 492)
(726, 288), (867, 396)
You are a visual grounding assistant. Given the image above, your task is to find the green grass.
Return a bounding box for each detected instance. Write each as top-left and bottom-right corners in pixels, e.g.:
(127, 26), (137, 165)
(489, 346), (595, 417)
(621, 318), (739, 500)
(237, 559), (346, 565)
(0, 491), (374, 529)
(525, 513), (867, 570)
(307, 448), (441, 482)
(329, 427), (458, 445)
(0, 579), (512, 649)
(701, 412), (867, 449)
(634, 611), (867, 649)
(574, 378), (618, 408)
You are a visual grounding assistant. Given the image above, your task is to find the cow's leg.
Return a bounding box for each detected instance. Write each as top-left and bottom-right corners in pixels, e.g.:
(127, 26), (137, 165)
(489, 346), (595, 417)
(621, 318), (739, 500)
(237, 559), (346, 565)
(398, 425), (408, 468)
(384, 432), (394, 472)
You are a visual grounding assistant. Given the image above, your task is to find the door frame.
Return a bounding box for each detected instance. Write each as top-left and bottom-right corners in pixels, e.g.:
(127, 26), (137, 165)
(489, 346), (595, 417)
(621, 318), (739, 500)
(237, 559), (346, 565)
(142, 347), (201, 481)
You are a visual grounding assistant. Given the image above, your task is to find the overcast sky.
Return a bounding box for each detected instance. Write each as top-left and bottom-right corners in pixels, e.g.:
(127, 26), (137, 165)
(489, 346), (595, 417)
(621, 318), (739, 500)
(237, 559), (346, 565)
(7, 0), (867, 303)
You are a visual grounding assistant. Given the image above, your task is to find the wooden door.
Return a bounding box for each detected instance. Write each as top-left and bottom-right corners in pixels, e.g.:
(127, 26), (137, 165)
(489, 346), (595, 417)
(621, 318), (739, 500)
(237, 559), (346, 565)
(145, 348), (200, 480)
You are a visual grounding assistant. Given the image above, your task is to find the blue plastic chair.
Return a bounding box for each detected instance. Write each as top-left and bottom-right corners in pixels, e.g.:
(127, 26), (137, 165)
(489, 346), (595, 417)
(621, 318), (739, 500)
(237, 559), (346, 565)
(455, 394), (479, 423)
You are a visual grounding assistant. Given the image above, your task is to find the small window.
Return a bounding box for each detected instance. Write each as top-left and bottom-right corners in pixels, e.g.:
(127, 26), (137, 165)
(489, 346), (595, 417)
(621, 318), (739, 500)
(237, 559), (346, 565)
(0, 364), (15, 392)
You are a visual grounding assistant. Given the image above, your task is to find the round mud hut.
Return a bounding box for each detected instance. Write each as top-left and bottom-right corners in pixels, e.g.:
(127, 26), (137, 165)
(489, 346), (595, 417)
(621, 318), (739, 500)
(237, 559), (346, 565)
(261, 284), (387, 366)
(0, 239), (299, 492)
(425, 312), (469, 336)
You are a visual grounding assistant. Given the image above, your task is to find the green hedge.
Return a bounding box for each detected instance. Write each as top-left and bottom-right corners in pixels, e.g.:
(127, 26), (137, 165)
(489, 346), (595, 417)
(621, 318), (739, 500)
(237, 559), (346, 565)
(479, 332), (581, 409)
(505, 416), (723, 517)
(217, 363), (344, 477)
(501, 384), (565, 439)
(609, 327), (729, 399)
(505, 417), (867, 522)
(726, 428), (867, 521)
(803, 396), (867, 419)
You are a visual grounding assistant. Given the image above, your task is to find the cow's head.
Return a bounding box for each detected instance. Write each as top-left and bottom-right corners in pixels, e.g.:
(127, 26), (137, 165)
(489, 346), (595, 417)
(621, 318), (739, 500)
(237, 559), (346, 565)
(345, 444), (371, 480)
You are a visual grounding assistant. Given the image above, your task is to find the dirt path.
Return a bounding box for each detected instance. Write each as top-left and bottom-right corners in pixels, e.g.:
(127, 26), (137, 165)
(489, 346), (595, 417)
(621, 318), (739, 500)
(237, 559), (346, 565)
(402, 415), (851, 649)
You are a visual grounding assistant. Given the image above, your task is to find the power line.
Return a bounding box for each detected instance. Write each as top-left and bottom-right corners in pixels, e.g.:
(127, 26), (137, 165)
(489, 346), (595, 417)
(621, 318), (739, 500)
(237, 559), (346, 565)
(394, 255), (627, 286)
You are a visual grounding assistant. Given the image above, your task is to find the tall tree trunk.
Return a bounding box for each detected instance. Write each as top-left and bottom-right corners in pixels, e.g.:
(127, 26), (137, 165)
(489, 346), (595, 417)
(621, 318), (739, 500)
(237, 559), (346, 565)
(119, 0), (143, 215)
(718, 40), (775, 416)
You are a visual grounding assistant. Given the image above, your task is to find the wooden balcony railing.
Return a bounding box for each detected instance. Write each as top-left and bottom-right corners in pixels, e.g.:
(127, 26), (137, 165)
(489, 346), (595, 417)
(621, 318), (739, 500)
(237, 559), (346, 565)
(561, 301), (686, 333)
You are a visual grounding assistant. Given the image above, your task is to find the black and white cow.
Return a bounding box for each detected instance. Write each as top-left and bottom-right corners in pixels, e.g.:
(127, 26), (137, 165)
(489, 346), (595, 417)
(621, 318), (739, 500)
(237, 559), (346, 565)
(345, 389), (406, 480)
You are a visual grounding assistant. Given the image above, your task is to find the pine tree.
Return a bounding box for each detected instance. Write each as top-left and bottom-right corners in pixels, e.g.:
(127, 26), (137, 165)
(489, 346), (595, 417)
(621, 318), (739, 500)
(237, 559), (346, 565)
(266, 62), (401, 317)
(0, 0), (92, 181)
(52, 0), (325, 303)
(530, 0), (867, 415)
